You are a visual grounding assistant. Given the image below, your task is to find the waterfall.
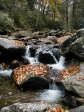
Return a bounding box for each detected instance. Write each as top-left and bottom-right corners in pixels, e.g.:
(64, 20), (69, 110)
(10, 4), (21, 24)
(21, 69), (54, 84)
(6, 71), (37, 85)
(48, 56), (65, 70)
(24, 45), (38, 64)
(36, 46), (58, 64)
(24, 45), (65, 71)
(38, 80), (63, 102)
(47, 51), (58, 63)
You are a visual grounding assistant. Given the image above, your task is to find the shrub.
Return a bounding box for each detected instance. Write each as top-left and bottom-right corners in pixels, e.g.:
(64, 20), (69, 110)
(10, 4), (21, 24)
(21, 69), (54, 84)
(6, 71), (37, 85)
(0, 11), (14, 33)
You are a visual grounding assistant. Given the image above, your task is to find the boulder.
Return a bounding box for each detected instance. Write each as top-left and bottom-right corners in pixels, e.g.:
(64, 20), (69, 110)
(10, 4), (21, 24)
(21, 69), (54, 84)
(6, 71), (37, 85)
(0, 38), (25, 49)
(0, 102), (62, 112)
(61, 63), (84, 98)
(36, 44), (60, 64)
(61, 29), (84, 60)
(38, 52), (56, 64)
(70, 37), (84, 60)
(0, 38), (26, 61)
(13, 64), (49, 90)
(49, 29), (65, 37)
(11, 30), (32, 38)
(32, 31), (48, 39)
(70, 105), (84, 112)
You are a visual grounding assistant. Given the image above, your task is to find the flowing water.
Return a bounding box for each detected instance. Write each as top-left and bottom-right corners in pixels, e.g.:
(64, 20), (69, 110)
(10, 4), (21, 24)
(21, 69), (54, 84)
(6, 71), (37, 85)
(37, 80), (64, 102)
(0, 69), (12, 77)
(23, 45), (39, 64)
(0, 45), (68, 108)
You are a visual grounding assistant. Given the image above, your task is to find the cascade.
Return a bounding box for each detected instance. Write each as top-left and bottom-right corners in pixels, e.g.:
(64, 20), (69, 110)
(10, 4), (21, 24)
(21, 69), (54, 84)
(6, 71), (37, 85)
(38, 79), (64, 102)
(36, 46), (58, 64)
(24, 45), (65, 70)
(48, 56), (65, 70)
(24, 45), (38, 64)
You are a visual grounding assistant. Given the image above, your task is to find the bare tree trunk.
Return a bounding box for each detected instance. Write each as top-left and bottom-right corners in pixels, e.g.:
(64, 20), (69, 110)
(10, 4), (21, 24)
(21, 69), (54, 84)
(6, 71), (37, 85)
(64, 0), (68, 31)
(68, 0), (74, 31)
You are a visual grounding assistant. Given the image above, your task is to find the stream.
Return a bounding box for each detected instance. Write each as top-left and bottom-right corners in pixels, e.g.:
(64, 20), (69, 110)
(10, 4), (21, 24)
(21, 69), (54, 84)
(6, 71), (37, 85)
(0, 44), (76, 108)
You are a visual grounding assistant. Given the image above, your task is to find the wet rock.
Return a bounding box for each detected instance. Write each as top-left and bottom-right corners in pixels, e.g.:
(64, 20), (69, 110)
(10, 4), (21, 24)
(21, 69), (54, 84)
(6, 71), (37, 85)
(13, 64), (49, 90)
(56, 35), (71, 45)
(61, 63), (84, 98)
(9, 60), (21, 69)
(76, 28), (84, 37)
(49, 29), (57, 36)
(61, 29), (84, 60)
(0, 38), (25, 49)
(0, 63), (9, 69)
(38, 52), (56, 64)
(70, 36), (84, 60)
(39, 38), (55, 44)
(70, 105), (84, 112)
(0, 47), (26, 62)
(0, 102), (61, 112)
(11, 30), (32, 38)
(0, 38), (26, 61)
(32, 31), (48, 39)
(36, 45), (60, 64)
(49, 29), (65, 37)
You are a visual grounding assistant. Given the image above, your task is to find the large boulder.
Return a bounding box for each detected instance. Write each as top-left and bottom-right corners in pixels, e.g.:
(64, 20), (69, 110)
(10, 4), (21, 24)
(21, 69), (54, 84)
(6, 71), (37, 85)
(0, 38), (25, 49)
(13, 64), (49, 90)
(61, 29), (84, 60)
(70, 36), (84, 60)
(0, 38), (26, 61)
(61, 63), (84, 98)
(36, 44), (60, 64)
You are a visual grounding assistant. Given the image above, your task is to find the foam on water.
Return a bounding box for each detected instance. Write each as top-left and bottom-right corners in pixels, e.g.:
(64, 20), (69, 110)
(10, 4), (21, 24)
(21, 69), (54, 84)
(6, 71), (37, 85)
(38, 82), (64, 102)
(0, 69), (12, 77)
(24, 45), (65, 70)
(24, 45), (39, 64)
(38, 89), (63, 102)
(48, 56), (65, 70)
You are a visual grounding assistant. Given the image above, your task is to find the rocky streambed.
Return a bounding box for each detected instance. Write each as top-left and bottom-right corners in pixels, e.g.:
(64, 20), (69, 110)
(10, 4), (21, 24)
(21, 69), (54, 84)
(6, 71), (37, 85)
(0, 28), (84, 112)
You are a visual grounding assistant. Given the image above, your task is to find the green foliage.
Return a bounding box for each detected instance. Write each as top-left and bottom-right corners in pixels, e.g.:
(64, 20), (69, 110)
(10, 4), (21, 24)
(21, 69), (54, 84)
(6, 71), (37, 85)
(0, 12), (14, 32)
(27, 0), (36, 10)
(45, 18), (63, 29)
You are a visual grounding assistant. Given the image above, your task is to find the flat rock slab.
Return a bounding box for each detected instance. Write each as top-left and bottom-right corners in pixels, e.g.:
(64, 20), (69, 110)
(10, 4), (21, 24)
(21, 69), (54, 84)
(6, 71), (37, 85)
(0, 102), (59, 112)
(0, 38), (25, 49)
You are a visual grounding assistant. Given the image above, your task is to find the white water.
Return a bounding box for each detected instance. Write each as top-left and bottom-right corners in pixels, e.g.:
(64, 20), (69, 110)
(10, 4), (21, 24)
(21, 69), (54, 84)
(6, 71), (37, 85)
(35, 46), (58, 64)
(48, 56), (65, 70)
(0, 69), (12, 77)
(24, 45), (65, 71)
(38, 89), (63, 102)
(38, 81), (63, 102)
(47, 51), (58, 63)
(24, 45), (39, 64)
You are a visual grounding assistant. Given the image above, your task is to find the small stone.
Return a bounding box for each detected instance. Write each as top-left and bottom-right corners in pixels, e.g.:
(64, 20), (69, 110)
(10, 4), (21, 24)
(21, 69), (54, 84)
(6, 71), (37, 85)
(8, 92), (12, 95)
